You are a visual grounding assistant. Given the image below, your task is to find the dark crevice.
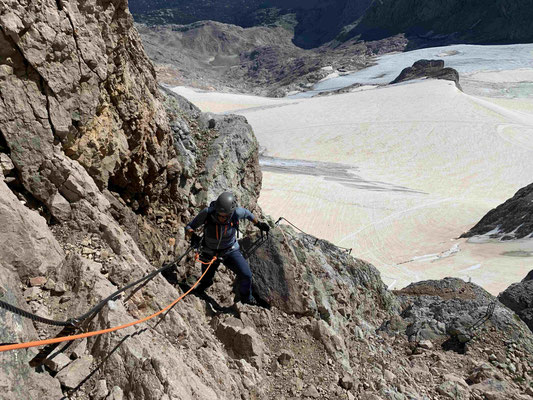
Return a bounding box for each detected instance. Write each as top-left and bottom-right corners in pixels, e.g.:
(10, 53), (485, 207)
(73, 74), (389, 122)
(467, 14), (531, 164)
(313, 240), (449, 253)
(61, 4), (97, 76)
(41, 77), (59, 140)
(0, 128), (9, 153)
(4, 168), (55, 224)
(55, 0), (63, 11)
(441, 335), (467, 354)
(18, 26), (31, 38)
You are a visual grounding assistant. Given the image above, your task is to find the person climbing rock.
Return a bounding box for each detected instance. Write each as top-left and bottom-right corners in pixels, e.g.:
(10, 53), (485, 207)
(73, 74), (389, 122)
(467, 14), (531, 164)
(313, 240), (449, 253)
(185, 191), (270, 305)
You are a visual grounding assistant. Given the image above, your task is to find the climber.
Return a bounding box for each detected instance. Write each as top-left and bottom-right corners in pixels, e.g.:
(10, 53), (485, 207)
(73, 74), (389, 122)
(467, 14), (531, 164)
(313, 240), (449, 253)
(185, 191), (270, 305)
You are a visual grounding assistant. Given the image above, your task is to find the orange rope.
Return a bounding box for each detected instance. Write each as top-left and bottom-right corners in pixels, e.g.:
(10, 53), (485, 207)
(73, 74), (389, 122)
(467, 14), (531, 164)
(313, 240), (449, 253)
(0, 256), (217, 353)
(195, 253), (219, 265)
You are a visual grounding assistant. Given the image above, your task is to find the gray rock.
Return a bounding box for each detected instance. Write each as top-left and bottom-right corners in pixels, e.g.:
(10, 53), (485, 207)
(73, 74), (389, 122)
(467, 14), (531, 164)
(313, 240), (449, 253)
(44, 353), (71, 372)
(0, 153), (14, 175)
(23, 287), (42, 301)
(339, 373), (355, 390)
(0, 181), (64, 279)
(437, 381), (469, 399)
(278, 350), (294, 367)
(387, 278), (533, 353)
(469, 379), (509, 400)
(0, 267), (63, 399)
(303, 385), (320, 398)
(203, 113), (262, 211)
(56, 355), (94, 389)
(214, 317), (265, 360)
(71, 338), (88, 359)
(92, 379), (108, 400)
(498, 271), (533, 332)
(461, 182), (533, 240)
(106, 386), (124, 400)
(391, 59), (461, 89)
(418, 340), (434, 350)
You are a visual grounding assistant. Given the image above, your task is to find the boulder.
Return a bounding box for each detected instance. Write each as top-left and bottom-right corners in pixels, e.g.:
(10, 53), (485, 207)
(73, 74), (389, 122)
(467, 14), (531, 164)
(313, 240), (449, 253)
(498, 270), (533, 332)
(461, 182), (533, 240)
(391, 59), (460, 88)
(214, 316), (265, 360)
(386, 278), (533, 353)
(44, 353), (72, 372)
(56, 355), (94, 389)
(0, 153), (15, 176)
(437, 381), (469, 399)
(0, 180), (64, 279)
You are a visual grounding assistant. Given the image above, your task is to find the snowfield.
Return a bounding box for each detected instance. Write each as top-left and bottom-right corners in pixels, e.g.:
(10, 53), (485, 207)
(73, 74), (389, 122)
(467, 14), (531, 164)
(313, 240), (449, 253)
(172, 47), (533, 295)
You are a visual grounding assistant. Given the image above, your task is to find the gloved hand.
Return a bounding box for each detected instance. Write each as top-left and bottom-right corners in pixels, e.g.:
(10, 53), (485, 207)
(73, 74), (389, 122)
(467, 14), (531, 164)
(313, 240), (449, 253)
(190, 233), (202, 248)
(256, 221), (270, 233)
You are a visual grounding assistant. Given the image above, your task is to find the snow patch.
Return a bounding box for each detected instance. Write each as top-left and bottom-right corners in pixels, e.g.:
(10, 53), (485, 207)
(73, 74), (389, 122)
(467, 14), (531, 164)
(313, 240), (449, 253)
(459, 264), (482, 272)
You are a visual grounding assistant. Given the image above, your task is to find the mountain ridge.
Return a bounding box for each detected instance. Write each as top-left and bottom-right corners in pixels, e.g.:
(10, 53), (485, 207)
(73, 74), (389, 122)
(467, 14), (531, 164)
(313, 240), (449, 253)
(128, 0), (533, 49)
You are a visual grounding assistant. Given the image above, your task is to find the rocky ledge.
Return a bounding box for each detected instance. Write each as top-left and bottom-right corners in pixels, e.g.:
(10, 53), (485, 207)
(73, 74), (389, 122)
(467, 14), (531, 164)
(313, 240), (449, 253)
(390, 59), (461, 89)
(499, 270), (533, 332)
(461, 182), (533, 240)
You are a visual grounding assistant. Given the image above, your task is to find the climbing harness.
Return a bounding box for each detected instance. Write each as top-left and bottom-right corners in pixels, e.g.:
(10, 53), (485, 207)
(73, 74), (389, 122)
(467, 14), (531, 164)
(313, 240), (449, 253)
(275, 217), (352, 254)
(0, 251), (217, 353)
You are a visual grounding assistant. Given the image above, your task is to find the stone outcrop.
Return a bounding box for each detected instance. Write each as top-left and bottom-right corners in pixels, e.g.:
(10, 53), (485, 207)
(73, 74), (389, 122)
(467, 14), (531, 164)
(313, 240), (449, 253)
(388, 278), (533, 350)
(390, 59), (461, 89)
(499, 270), (533, 332)
(243, 227), (396, 320)
(461, 182), (533, 240)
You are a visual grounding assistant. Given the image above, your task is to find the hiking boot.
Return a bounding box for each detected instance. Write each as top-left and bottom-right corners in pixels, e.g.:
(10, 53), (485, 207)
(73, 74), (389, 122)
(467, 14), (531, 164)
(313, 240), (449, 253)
(191, 287), (207, 299)
(241, 295), (258, 306)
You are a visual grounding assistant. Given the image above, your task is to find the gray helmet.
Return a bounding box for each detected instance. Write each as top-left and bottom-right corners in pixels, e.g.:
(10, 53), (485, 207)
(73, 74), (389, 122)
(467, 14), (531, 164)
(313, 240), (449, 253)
(215, 192), (238, 214)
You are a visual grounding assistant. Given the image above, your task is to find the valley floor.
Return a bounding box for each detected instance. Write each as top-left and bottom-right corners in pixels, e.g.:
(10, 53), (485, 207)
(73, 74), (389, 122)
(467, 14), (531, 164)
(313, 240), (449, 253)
(171, 59), (533, 295)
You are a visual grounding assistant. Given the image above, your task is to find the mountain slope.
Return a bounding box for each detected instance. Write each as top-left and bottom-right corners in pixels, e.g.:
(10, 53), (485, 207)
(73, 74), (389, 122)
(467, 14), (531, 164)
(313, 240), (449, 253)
(461, 182), (533, 240)
(128, 0), (533, 49)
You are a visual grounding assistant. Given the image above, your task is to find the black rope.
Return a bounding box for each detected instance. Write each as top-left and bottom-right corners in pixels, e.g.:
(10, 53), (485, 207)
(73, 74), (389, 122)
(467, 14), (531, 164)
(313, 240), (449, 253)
(275, 217), (352, 254)
(0, 299), (76, 327)
(242, 231), (269, 259)
(0, 246), (194, 327)
(468, 300), (497, 334)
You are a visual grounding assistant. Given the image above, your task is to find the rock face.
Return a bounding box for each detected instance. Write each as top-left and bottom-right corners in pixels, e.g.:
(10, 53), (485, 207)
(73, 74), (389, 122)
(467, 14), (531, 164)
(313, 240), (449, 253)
(0, 179), (64, 280)
(461, 182), (533, 240)
(0, 0), (166, 219)
(499, 270), (533, 332)
(243, 228), (395, 320)
(390, 59), (461, 88)
(387, 278), (533, 353)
